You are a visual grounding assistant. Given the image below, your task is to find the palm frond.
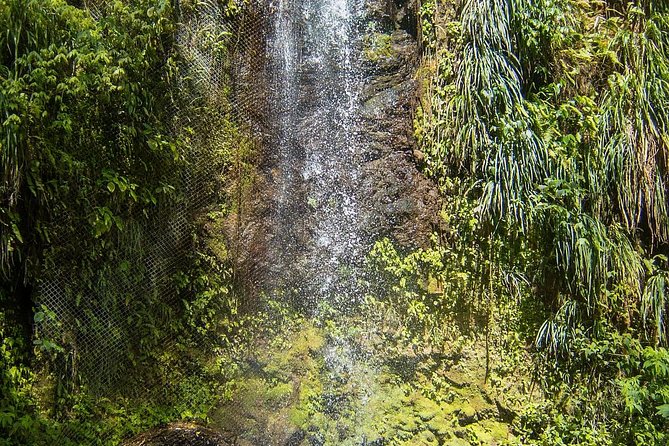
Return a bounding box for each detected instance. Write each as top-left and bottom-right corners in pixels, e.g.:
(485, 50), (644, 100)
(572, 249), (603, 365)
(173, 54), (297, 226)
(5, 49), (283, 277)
(600, 6), (669, 241)
(642, 269), (669, 343)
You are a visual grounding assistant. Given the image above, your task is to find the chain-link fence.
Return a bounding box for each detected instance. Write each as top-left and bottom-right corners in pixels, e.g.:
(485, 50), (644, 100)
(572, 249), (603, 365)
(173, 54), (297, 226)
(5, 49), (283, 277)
(34, 0), (269, 443)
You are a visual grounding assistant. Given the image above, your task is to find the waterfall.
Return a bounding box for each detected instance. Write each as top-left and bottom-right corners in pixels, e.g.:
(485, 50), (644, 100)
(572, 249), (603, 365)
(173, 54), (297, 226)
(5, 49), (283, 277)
(267, 0), (367, 305)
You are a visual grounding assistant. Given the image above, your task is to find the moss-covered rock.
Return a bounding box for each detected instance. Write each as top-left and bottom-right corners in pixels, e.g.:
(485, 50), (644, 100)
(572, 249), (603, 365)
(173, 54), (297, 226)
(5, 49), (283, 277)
(206, 288), (537, 446)
(363, 32), (395, 62)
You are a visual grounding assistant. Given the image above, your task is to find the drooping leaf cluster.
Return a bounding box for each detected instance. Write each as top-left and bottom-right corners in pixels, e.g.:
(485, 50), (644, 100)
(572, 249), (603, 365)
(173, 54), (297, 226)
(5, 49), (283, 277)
(420, 0), (669, 350)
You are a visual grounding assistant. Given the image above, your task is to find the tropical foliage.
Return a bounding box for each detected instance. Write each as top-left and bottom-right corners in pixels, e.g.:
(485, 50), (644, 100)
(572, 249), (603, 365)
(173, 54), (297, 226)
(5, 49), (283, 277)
(1, 0), (180, 287)
(3, 0), (669, 444)
(0, 0), (222, 443)
(415, 0), (669, 442)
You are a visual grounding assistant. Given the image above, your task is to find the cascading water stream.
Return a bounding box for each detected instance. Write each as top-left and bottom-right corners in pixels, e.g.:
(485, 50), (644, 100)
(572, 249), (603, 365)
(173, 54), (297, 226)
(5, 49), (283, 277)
(263, 0), (382, 436)
(217, 0), (436, 441)
(267, 0), (367, 304)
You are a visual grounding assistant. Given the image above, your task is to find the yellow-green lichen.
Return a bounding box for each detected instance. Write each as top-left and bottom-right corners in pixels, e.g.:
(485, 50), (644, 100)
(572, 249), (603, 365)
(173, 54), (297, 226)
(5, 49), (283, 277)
(363, 33), (394, 62)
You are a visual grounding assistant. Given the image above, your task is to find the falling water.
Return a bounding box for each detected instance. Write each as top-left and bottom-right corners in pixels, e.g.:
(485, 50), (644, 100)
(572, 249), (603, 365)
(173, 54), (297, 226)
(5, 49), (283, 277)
(175, 0), (435, 442)
(267, 0), (366, 304)
(262, 2), (380, 438)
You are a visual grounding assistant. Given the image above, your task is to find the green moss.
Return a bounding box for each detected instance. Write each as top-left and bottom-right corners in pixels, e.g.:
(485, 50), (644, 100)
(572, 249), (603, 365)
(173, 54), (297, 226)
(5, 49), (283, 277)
(471, 419), (512, 443)
(426, 413), (454, 437)
(262, 323), (324, 379)
(363, 32), (394, 62)
(397, 414), (419, 432)
(416, 397), (440, 421)
(208, 296), (534, 445)
(464, 391), (491, 412)
(444, 438), (471, 446)
(416, 429), (439, 445)
(265, 382), (293, 407)
(237, 377), (266, 407)
(288, 406), (310, 427)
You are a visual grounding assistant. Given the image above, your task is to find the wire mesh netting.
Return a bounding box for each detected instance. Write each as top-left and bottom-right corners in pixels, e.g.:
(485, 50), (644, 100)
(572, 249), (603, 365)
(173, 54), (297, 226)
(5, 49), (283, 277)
(33, 1), (269, 443)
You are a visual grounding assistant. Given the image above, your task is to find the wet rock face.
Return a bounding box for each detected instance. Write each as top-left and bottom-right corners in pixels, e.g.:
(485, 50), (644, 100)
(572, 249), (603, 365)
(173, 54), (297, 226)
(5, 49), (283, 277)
(362, 152), (440, 246)
(359, 30), (417, 162)
(231, 0), (440, 297)
(357, 3), (440, 247)
(365, 0), (419, 34)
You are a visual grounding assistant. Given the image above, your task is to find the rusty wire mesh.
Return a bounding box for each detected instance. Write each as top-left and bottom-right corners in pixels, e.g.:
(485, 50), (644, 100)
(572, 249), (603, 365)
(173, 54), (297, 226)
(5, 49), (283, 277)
(33, 0), (268, 443)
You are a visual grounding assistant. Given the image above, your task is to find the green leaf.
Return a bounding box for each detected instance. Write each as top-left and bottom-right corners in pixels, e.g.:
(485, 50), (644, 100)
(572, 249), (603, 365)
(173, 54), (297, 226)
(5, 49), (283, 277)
(11, 224), (23, 243)
(657, 404), (669, 419)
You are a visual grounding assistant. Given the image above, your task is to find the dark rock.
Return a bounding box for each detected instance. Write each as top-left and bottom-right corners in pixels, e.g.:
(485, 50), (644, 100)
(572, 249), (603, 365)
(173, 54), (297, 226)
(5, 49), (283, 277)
(455, 407), (478, 427)
(365, 0), (419, 38)
(361, 152), (440, 247)
(356, 19), (440, 248)
(285, 429), (307, 446)
(495, 399), (518, 423)
(453, 428), (468, 439)
(122, 423), (231, 446)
